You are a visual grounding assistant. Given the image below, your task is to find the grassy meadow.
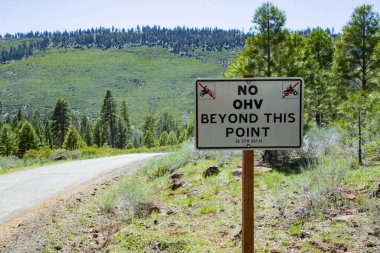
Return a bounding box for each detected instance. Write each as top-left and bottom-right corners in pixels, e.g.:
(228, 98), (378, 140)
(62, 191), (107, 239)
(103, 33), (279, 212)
(0, 46), (233, 126)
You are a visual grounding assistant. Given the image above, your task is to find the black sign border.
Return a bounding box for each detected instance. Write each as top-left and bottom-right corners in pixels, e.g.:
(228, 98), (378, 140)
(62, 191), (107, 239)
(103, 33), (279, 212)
(195, 78), (304, 150)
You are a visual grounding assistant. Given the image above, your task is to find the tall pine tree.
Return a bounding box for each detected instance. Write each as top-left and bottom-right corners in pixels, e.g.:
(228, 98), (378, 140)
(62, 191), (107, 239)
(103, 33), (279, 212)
(333, 4), (380, 164)
(0, 124), (17, 156)
(18, 121), (37, 157)
(100, 90), (117, 148)
(51, 99), (70, 147)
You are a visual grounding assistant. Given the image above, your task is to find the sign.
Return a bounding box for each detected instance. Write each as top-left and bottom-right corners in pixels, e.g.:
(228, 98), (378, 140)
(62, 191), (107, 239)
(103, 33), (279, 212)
(195, 78), (304, 149)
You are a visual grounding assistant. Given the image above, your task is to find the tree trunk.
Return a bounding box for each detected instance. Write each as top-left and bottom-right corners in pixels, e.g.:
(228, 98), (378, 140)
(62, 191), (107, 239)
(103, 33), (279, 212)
(267, 20), (271, 76)
(358, 110), (363, 165)
(316, 113), (322, 127)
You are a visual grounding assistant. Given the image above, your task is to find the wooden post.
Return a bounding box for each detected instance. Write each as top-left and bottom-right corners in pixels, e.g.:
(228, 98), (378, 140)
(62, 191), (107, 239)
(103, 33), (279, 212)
(242, 74), (254, 253)
(242, 150), (254, 252)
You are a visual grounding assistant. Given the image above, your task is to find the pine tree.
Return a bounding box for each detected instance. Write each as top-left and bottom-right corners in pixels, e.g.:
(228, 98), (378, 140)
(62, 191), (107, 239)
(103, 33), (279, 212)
(115, 117), (127, 149)
(307, 29), (334, 69)
(18, 121), (37, 157)
(100, 90), (117, 148)
(178, 128), (188, 143)
(167, 131), (178, 146)
(44, 120), (54, 148)
(157, 112), (177, 137)
(142, 130), (156, 148)
(143, 115), (156, 135)
(0, 124), (17, 156)
(306, 29), (335, 126)
(93, 120), (108, 147)
(80, 115), (93, 146)
(252, 2), (286, 76)
(63, 124), (86, 150)
(32, 110), (45, 146)
(51, 99), (70, 147)
(17, 108), (24, 122)
(224, 2), (286, 77)
(93, 120), (102, 147)
(333, 4), (380, 164)
(120, 100), (130, 131)
(159, 131), (169, 146)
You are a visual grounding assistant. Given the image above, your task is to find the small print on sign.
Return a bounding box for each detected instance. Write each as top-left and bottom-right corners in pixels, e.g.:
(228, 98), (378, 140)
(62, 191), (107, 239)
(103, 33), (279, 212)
(282, 81), (300, 99)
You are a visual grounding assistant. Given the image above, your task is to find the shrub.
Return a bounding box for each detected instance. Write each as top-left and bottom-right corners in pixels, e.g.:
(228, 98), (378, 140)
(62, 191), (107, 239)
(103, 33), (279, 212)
(300, 126), (341, 158)
(99, 194), (116, 214)
(0, 156), (20, 172)
(296, 156), (352, 212)
(146, 141), (193, 179)
(24, 147), (52, 159)
(115, 177), (153, 216)
(49, 149), (69, 160)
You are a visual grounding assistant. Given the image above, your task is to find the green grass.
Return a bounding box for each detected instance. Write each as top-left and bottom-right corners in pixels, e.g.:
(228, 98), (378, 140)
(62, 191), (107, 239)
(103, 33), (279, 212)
(0, 144), (177, 175)
(0, 46), (233, 126)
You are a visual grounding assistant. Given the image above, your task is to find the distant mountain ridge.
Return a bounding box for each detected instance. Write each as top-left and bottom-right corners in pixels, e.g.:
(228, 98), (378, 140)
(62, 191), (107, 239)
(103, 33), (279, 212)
(0, 26), (246, 63)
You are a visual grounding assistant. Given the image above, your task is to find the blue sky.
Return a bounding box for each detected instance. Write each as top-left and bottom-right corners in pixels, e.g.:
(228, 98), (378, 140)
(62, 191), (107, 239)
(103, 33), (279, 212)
(0, 0), (379, 35)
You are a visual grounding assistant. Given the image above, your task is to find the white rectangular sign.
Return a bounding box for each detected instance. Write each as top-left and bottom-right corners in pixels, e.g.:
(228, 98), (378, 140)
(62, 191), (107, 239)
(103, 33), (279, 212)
(195, 78), (304, 149)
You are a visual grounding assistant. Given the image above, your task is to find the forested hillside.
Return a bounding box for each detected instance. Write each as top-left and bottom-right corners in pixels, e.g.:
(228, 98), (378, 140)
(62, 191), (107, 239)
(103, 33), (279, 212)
(0, 26), (246, 62)
(224, 3), (380, 164)
(0, 27), (242, 158)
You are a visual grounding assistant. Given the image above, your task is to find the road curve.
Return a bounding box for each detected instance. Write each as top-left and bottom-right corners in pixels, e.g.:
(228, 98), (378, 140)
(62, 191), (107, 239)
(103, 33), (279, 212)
(0, 153), (163, 224)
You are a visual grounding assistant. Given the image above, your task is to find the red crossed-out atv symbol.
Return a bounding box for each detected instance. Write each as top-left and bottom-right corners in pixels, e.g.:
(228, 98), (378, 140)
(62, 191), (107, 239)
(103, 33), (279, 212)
(282, 81), (300, 98)
(198, 82), (215, 99)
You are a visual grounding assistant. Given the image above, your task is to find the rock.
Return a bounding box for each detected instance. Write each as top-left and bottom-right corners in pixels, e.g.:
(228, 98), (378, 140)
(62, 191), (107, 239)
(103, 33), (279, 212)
(333, 214), (356, 222)
(203, 166), (220, 178)
(371, 183), (380, 198)
(231, 167), (242, 176)
(187, 187), (202, 196)
(366, 241), (376, 247)
(166, 210), (177, 215)
(255, 166), (273, 173)
(168, 221), (180, 227)
(170, 172), (184, 180)
(54, 245), (62, 250)
(169, 179), (185, 190)
(55, 155), (67, 160)
(343, 193), (356, 200)
(134, 202), (166, 217)
(300, 230), (311, 238)
(227, 227), (242, 240)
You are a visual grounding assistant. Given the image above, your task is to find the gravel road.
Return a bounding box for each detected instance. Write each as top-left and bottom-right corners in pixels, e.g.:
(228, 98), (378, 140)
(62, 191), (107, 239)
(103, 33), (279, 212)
(0, 153), (162, 224)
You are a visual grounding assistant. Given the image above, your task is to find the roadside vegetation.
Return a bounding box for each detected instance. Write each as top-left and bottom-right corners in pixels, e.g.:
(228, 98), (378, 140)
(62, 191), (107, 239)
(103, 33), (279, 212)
(37, 129), (379, 252)
(0, 89), (190, 174)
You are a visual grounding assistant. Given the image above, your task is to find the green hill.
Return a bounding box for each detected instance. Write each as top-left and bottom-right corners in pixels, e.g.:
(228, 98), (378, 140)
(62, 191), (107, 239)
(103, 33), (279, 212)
(0, 46), (234, 126)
